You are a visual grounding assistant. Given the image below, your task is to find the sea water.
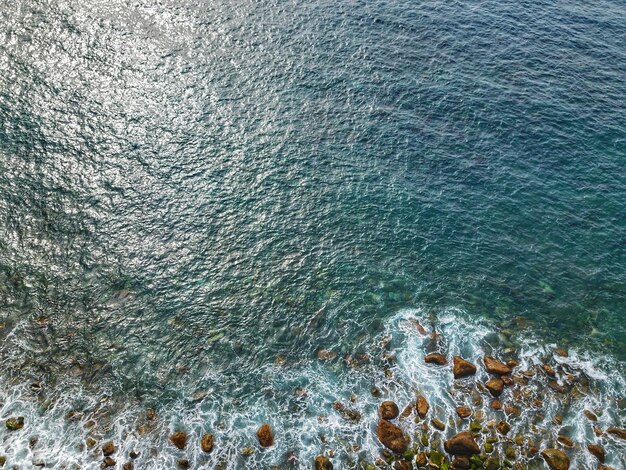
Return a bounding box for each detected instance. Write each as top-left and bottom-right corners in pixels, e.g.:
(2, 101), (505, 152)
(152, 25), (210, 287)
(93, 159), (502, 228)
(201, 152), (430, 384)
(0, 0), (624, 468)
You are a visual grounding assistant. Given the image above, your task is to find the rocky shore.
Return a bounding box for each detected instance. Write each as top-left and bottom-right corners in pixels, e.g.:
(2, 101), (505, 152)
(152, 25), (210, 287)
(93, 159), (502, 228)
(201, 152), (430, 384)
(1, 317), (624, 469)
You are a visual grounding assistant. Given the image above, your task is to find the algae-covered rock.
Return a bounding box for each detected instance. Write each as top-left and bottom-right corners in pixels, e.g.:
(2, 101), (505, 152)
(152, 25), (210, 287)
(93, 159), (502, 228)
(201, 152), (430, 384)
(5, 417), (24, 431)
(484, 456), (499, 470)
(432, 419), (445, 431)
(484, 442), (494, 453)
(541, 448), (570, 470)
(496, 421), (511, 435)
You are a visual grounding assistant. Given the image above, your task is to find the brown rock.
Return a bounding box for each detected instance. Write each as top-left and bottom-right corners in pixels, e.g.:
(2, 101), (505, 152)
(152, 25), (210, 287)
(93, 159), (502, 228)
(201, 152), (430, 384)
(102, 441), (116, 456)
(554, 347), (568, 357)
(548, 380), (566, 393)
(332, 401), (361, 422)
(491, 400), (502, 411)
(485, 378), (504, 397)
(146, 408), (156, 420)
(314, 455), (333, 470)
(399, 403), (414, 419)
(556, 435), (574, 448)
(379, 401), (400, 420)
(451, 455), (471, 469)
(376, 419), (409, 452)
(456, 406), (472, 418)
(501, 376), (513, 386)
(256, 423), (274, 447)
(496, 420), (511, 435)
(587, 444), (605, 463)
(101, 457), (116, 468)
(541, 448), (570, 470)
(317, 349), (337, 361)
(416, 395), (429, 418)
(123, 463), (133, 470)
(452, 356), (477, 378)
(444, 431), (480, 455)
(425, 353), (448, 365)
(483, 356), (512, 375)
(201, 433), (214, 453)
(415, 452), (427, 466)
(606, 427), (626, 440)
(431, 418), (445, 431)
(543, 364), (556, 377)
(393, 460), (411, 470)
(410, 319), (427, 335)
(583, 410), (598, 421)
(503, 403), (521, 417)
(506, 359), (519, 368)
(5, 417), (24, 431)
(170, 432), (187, 450)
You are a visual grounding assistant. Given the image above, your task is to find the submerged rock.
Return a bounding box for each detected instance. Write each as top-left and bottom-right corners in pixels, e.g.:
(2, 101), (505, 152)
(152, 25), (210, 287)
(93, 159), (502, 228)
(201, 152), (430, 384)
(256, 423), (274, 447)
(101, 457), (116, 468)
(376, 419), (409, 452)
(606, 427), (626, 440)
(317, 349), (337, 361)
(587, 444), (605, 463)
(399, 403), (414, 419)
(456, 406), (472, 419)
(483, 356), (512, 375)
(177, 459), (190, 468)
(314, 455), (333, 470)
(170, 432), (187, 450)
(485, 378), (504, 397)
(451, 455), (470, 469)
(424, 353), (447, 365)
(333, 401), (361, 422)
(583, 410), (598, 421)
(444, 431), (480, 455)
(541, 448), (570, 470)
(431, 418), (446, 431)
(556, 435), (574, 448)
(5, 417), (24, 431)
(146, 408), (156, 420)
(379, 401), (400, 420)
(453, 356), (477, 379)
(201, 432), (214, 453)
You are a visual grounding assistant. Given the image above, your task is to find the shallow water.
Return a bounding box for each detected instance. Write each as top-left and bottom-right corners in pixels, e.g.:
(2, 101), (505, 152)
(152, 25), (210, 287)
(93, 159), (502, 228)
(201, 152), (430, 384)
(0, 0), (625, 468)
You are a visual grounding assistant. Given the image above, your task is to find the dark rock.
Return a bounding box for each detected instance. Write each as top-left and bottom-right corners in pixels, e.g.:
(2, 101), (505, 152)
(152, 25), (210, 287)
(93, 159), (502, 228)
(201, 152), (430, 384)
(5, 417), (24, 431)
(606, 427), (626, 440)
(548, 380), (566, 393)
(102, 441), (116, 456)
(452, 455), (470, 469)
(101, 457), (116, 468)
(201, 433), (214, 453)
(496, 420), (511, 435)
(587, 444), (605, 463)
(379, 401), (400, 420)
(485, 378), (504, 397)
(444, 431), (480, 455)
(483, 356), (512, 375)
(146, 408), (156, 420)
(170, 432), (188, 450)
(393, 460), (411, 470)
(583, 410), (598, 421)
(177, 459), (190, 469)
(541, 448), (570, 470)
(129, 451), (140, 459)
(453, 356), (477, 379)
(376, 419), (409, 452)
(123, 463), (133, 470)
(416, 395), (429, 418)
(314, 455), (333, 470)
(424, 353), (447, 365)
(256, 423), (274, 447)
(543, 364), (556, 377)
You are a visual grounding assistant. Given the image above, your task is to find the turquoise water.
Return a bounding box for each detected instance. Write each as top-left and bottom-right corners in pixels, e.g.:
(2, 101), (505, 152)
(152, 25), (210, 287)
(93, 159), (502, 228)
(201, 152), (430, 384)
(0, 0), (625, 468)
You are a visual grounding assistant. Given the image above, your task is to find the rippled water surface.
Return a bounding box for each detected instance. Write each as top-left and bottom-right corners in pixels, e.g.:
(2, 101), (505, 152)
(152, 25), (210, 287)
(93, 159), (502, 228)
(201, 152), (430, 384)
(1, 0), (625, 468)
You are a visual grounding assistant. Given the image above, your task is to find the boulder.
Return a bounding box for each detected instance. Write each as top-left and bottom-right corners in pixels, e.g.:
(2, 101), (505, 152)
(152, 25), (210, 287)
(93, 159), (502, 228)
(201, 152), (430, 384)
(314, 455), (333, 470)
(541, 448), (570, 470)
(416, 395), (429, 418)
(485, 378), (504, 397)
(483, 356), (511, 375)
(379, 401), (400, 420)
(424, 353), (447, 365)
(456, 406), (472, 418)
(453, 356), (477, 379)
(444, 431), (480, 455)
(587, 444), (605, 463)
(376, 419), (409, 452)
(5, 417), (24, 431)
(491, 400), (502, 411)
(256, 423), (274, 447)
(170, 431), (187, 450)
(201, 432), (214, 453)
(607, 427), (626, 440)
(101, 441), (116, 456)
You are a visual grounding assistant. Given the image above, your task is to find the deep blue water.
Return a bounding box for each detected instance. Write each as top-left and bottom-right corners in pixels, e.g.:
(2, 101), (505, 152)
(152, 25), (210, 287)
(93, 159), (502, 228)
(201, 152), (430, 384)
(0, 0), (625, 468)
